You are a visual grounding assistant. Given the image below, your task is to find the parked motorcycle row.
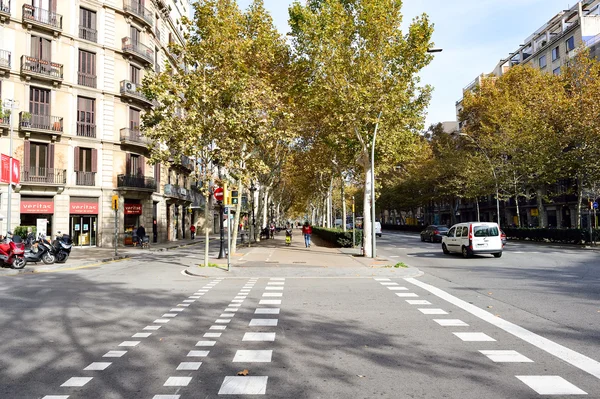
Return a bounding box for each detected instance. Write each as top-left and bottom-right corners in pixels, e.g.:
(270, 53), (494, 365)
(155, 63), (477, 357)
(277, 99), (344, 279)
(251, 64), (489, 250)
(0, 232), (72, 270)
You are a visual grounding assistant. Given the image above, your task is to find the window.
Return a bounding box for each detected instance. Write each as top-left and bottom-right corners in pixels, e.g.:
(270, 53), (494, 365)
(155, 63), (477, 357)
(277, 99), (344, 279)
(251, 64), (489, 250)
(79, 8), (97, 42)
(129, 154), (140, 175)
(77, 97), (95, 137)
(129, 108), (140, 130)
(130, 65), (140, 84)
(539, 55), (547, 68)
(553, 67), (561, 75)
(566, 36), (575, 51)
(78, 50), (96, 87)
(29, 87), (50, 129)
(130, 26), (140, 43)
(552, 46), (560, 61)
(455, 227), (462, 238)
(447, 227), (455, 237)
(461, 226), (469, 237)
(78, 148), (92, 172)
(154, 163), (161, 185)
(74, 147), (96, 185)
(30, 142), (48, 175)
(31, 35), (51, 61)
(473, 226), (499, 237)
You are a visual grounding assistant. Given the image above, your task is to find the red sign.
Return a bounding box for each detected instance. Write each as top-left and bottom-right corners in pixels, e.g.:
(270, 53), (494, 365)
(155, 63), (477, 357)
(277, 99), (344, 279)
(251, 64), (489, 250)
(213, 187), (224, 202)
(21, 198), (54, 214)
(1, 155), (20, 184)
(124, 203), (143, 215)
(70, 199), (99, 214)
(0, 154), (8, 184)
(12, 158), (20, 184)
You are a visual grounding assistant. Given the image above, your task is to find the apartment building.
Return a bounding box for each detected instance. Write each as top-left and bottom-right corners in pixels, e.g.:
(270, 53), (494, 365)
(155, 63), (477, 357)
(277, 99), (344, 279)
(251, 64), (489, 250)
(0, 0), (204, 247)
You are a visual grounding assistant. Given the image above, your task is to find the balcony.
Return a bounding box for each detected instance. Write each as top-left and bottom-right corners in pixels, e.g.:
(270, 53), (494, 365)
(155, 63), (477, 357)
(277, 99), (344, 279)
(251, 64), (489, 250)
(0, 115), (9, 131)
(0, 49), (10, 75)
(117, 174), (156, 192)
(155, 27), (161, 42)
(76, 171), (96, 186)
(22, 4), (63, 35)
(122, 37), (154, 65)
(120, 128), (149, 147)
(19, 112), (63, 136)
(20, 55), (63, 85)
(79, 25), (97, 43)
(164, 184), (192, 201)
(120, 80), (153, 106)
(123, 0), (153, 28)
(76, 122), (96, 138)
(0, 0), (10, 22)
(78, 72), (97, 88)
(22, 167), (66, 185)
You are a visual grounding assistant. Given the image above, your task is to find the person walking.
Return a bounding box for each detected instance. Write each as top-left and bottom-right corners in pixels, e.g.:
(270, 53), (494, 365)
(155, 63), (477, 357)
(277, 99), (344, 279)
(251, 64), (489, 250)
(190, 224), (196, 240)
(302, 221), (312, 248)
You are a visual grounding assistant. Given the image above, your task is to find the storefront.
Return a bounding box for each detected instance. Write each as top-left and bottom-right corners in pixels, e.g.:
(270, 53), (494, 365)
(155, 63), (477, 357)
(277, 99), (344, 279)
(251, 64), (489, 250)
(124, 200), (142, 245)
(70, 197), (99, 246)
(20, 197), (54, 237)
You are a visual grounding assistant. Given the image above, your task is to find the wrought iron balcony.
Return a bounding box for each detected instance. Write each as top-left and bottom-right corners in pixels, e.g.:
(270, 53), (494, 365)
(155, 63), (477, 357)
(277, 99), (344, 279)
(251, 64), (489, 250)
(22, 4), (63, 33)
(0, 115), (9, 130)
(123, 0), (153, 28)
(164, 184), (192, 201)
(120, 128), (150, 147)
(122, 37), (154, 65)
(79, 25), (97, 43)
(19, 112), (63, 135)
(0, 0), (10, 21)
(78, 72), (97, 88)
(22, 167), (66, 185)
(120, 80), (153, 106)
(117, 174), (157, 191)
(0, 49), (10, 74)
(20, 55), (63, 84)
(76, 122), (96, 138)
(76, 171), (96, 186)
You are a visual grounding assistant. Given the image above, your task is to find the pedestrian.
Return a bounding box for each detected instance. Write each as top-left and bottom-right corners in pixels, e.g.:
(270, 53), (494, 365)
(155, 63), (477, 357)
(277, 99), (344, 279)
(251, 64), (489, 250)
(270, 223), (275, 239)
(302, 221), (312, 248)
(132, 226), (138, 246)
(190, 224), (196, 240)
(137, 225), (146, 242)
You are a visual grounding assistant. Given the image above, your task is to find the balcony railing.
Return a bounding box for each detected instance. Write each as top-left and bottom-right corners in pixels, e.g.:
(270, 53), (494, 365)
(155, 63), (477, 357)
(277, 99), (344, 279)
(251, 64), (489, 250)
(0, 116), (9, 127)
(21, 55), (63, 82)
(79, 25), (97, 43)
(180, 155), (194, 170)
(76, 121), (96, 138)
(164, 184), (192, 201)
(22, 167), (67, 184)
(123, 0), (153, 28)
(120, 80), (152, 105)
(155, 27), (161, 42)
(120, 128), (150, 146)
(78, 72), (96, 88)
(0, 0), (10, 18)
(0, 49), (11, 71)
(20, 112), (63, 133)
(22, 4), (63, 31)
(122, 37), (154, 65)
(117, 174), (157, 191)
(76, 171), (96, 186)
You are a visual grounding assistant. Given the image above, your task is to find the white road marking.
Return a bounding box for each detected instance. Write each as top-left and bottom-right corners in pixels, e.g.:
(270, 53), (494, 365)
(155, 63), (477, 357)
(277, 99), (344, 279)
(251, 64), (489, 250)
(381, 282), (398, 286)
(183, 300), (195, 303)
(204, 333), (222, 338)
(210, 325), (226, 330)
(144, 326), (161, 331)
(178, 304), (190, 307)
(241, 289), (251, 292)
(215, 319), (231, 324)
(170, 308), (184, 312)
(229, 303), (242, 307)
(103, 351), (126, 358)
(152, 395), (180, 399)
(268, 282), (285, 285)
(388, 287), (409, 291)
(231, 299), (245, 303)
(187, 351), (209, 357)
(270, 278), (286, 281)
(119, 341), (140, 347)
(479, 350), (533, 363)
(218, 376), (268, 394)
(42, 396), (69, 399)
(516, 376), (587, 395)
(164, 377), (192, 386)
(255, 308), (280, 314)
(433, 319), (469, 327)
(406, 277), (600, 380)
(262, 293), (283, 297)
(132, 332), (152, 338)
(374, 278), (391, 281)
(396, 293), (419, 297)
(225, 308), (239, 312)
(61, 377), (93, 387)
(265, 286), (284, 290)
(406, 300), (431, 305)
(250, 319), (278, 327)
(83, 362), (111, 371)
(453, 332), (496, 342)
(220, 313), (235, 318)
(260, 300), (282, 305)
(233, 350), (273, 362)
(196, 341), (216, 346)
(243, 332), (276, 342)
(419, 308), (448, 315)
(162, 313), (177, 318)
(177, 362), (202, 370)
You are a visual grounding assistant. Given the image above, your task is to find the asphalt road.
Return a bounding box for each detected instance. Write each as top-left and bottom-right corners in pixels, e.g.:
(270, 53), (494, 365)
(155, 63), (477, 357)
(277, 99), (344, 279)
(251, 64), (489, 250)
(0, 241), (599, 398)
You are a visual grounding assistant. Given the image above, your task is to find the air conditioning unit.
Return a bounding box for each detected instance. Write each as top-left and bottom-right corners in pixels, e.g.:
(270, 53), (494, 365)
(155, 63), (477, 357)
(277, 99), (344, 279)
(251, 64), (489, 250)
(126, 81), (136, 91)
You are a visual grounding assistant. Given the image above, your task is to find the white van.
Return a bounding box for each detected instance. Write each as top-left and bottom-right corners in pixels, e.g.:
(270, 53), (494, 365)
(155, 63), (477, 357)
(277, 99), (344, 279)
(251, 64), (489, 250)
(442, 222), (503, 258)
(374, 221), (382, 237)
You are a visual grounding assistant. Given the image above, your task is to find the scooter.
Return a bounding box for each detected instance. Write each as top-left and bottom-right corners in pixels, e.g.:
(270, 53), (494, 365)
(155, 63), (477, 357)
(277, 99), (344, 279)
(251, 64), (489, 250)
(52, 232), (73, 264)
(24, 233), (55, 264)
(0, 232), (27, 269)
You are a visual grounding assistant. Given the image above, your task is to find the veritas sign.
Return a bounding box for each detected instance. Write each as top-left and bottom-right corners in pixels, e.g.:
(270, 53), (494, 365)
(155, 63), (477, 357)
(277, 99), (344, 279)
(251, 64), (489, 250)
(70, 199), (99, 215)
(124, 203), (142, 215)
(21, 198), (54, 214)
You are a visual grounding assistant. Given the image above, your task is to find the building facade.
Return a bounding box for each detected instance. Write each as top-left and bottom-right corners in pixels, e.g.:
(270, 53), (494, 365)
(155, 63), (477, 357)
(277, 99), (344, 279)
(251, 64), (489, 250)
(0, 0), (204, 247)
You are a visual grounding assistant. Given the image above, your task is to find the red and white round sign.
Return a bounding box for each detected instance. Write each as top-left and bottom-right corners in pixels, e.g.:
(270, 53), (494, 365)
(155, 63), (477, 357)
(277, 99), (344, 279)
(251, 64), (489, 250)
(213, 187), (224, 202)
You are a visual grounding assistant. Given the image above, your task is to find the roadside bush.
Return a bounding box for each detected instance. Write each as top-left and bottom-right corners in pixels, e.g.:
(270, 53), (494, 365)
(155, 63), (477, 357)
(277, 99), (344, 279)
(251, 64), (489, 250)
(13, 226), (36, 239)
(312, 227), (363, 248)
(381, 224), (423, 233)
(503, 227), (600, 244)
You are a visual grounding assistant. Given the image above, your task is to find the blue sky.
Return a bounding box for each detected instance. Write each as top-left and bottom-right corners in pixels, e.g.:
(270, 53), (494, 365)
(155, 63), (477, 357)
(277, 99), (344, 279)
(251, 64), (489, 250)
(235, 0), (572, 126)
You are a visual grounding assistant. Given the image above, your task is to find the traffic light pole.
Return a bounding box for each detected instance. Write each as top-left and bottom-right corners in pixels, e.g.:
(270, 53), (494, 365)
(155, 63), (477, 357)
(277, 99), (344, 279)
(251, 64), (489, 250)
(218, 201), (225, 259)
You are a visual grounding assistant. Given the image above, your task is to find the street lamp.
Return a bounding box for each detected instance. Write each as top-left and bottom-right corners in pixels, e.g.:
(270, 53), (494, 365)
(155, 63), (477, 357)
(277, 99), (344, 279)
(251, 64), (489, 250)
(249, 181), (257, 243)
(455, 132), (501, 227)
(269, 201), (274, 231)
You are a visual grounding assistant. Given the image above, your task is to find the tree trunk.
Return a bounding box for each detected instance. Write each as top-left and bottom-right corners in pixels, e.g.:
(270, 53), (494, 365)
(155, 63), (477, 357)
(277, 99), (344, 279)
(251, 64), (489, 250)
(536, 188), (546, 228)
(203, 193), (210, 267)
(231, 180), (243, 254)
(341, 176), (347, 232)
(262, 188), (269, 229)
(576, 176), (583, 229)
(363, 163), (373, 257)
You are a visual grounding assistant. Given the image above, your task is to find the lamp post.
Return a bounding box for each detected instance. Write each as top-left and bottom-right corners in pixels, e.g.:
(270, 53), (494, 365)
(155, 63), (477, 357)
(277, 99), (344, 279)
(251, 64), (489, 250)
(3, 100), (19, 235)
(269, 201), (274, 235)
(456, 132), (501, 226)
(249, 181), (257, 243)
(214, 159), (226, 259)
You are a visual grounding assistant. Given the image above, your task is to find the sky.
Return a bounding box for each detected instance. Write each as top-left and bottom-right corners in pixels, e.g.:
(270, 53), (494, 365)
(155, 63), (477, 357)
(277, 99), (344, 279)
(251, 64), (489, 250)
(235, 0), (574, 126)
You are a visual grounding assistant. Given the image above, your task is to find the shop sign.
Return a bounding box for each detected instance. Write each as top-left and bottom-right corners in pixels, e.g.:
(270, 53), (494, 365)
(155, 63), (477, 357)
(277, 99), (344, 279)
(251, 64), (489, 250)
(70, 199), (99, 215)
(1, 154), (20, 184)
(21, 198), (54, 214)
(124, 203), (142, 215)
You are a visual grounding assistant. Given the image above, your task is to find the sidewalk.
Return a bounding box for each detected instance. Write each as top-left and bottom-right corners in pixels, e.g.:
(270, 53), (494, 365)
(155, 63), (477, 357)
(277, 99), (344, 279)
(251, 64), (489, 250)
(185, 233), (422, 278)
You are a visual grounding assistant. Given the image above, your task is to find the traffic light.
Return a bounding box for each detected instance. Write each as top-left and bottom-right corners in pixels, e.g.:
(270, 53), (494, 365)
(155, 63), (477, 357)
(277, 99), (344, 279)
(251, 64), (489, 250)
(231, 190), (239, 205)
(224, 182), (229, 205)
(112, 195), (119, 210)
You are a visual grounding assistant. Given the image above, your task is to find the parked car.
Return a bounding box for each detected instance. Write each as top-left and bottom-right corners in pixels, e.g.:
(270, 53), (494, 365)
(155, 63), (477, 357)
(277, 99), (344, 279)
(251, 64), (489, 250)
(442, 222), (503, 258)
(420, 225), (449, 243)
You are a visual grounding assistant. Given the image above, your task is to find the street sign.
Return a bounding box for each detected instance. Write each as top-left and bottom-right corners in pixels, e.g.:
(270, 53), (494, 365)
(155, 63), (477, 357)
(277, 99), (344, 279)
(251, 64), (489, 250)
(213, 187), (224, 202)
(111, 195), (119, 210)
(594, 202), (598, 209)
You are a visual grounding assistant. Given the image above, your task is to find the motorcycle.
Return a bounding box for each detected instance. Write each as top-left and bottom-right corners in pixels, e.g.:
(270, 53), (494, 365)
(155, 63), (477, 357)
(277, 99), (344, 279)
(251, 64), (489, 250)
(24, 233), (55, 265)
(0, 232), (27, 269)
(52, 232), (73, 264)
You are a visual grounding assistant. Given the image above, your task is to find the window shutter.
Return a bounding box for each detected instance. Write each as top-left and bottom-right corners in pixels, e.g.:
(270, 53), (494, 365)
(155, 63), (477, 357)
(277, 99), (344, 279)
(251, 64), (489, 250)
(74, 146), (80, 171)
(126, 153), (131, 175)
(155, 163), (160, 185)
(48, 143), (55, 169)
(140, 156), (145, 176)
(24, 141), (31, 173)
(91, 149), (97, 173)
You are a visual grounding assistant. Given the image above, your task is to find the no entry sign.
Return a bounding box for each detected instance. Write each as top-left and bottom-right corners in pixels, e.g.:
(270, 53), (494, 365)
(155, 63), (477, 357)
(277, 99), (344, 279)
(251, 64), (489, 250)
(213, 187), (224, 202)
